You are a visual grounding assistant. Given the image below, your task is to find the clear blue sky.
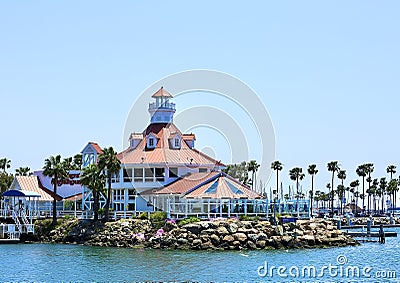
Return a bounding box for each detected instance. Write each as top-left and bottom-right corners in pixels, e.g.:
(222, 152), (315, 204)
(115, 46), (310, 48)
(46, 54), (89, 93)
(1, 1), (399, 193)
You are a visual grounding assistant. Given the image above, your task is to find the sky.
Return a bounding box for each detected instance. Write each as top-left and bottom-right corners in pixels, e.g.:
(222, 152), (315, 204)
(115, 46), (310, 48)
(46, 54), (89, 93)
(1, 1), (400, 194)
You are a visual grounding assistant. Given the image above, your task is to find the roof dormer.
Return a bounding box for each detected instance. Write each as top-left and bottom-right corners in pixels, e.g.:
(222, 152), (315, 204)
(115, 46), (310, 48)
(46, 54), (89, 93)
(169, 133), (181, 149)
(183, 133), (196, 149)
(129, 132), (143, 149)
(146, 133), (158, 149)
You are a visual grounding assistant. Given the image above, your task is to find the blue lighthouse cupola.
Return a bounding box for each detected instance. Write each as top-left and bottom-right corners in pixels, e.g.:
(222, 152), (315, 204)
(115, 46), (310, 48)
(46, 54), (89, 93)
(148, 87), (176, 124)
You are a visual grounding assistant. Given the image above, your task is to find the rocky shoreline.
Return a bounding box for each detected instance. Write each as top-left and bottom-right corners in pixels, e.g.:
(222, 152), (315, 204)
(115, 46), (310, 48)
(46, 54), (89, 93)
(29, 217), (360, 250)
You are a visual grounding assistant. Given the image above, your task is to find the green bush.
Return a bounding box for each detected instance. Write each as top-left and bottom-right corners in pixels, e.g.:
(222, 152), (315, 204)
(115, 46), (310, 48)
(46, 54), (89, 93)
(178, 217), (201, 226)
(239, 215), (259, 221)
(138, 212), (148, 220)
(150, 211), (167, 222)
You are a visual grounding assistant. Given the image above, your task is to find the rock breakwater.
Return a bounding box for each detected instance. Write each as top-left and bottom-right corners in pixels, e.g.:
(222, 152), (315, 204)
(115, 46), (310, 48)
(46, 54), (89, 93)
(32, 218), (359, 250)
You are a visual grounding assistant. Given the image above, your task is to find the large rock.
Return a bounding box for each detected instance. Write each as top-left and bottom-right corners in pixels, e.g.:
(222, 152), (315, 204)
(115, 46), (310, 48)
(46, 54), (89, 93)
(183, 223), (202, 234)
(223, 235), (234, 243)
(216, 226), (229, 235)
(233, 233), (247, 242)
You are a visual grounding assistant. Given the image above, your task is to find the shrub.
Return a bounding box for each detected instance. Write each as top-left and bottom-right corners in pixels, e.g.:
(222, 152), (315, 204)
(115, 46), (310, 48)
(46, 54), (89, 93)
(150, 211), (167, 222)
(178, 217), (201, 226)
(138, 212), (149, 220)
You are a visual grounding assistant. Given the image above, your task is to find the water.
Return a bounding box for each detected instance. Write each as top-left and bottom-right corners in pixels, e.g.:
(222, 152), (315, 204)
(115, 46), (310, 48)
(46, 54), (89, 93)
(1, 230), (400, 282)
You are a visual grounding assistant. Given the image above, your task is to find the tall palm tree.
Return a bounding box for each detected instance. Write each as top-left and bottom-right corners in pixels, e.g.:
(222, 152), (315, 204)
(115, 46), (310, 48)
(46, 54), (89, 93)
(365, 163), (374, 213)
(350, 180), (360, 215)
(327, 161), (340, 214)
(80, 164), (105, 221)
(43, 155), (68, 226)
(337, 169), (347, 206)
(0, 158), (11, 173)
(336, 184), (346, 214)
(289, 167), (305, 217)
(387, 179), (398, 214)
(15, 167), (32, 176)
(247, 160), (260, 191)
(98, 147), (121, 222)
(387, 165), (397, 211)
(271, 161), (283, 201)
(379, 177), (387, 214)
(356, 164), (367, 214)
(307, 164), (318, 216)
(73, 154), (83, 170)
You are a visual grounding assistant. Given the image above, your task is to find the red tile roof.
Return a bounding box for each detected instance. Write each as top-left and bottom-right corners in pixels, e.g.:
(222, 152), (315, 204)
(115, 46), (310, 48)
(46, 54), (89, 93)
(152, 86), (173, 98)
(118, 123), (224, 167)
(89, 142), (103, 154)
(182, 134), (196, 140)
(147, 172), (220, 195)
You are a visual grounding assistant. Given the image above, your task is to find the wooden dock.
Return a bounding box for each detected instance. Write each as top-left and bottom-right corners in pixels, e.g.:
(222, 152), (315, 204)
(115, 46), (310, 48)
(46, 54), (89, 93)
(345, 231), (397, 237)
(0, 238), (20, 244)
(342, 224), (400, 229)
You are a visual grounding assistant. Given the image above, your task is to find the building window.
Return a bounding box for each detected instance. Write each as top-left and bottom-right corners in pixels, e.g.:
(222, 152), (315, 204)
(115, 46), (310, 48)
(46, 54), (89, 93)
(128, 189), (136, 200)
(144, 168), (154, 182)
(123, 168), (132, 182)
(111, 171), (120, 183)
(169, 167), (178, 178)
(155, 168), (165, 182)
(134, 168), (143, 182)
(149, 138), (154, 147)
(199, 168), (208, 173)
(175, 138), (180, 148)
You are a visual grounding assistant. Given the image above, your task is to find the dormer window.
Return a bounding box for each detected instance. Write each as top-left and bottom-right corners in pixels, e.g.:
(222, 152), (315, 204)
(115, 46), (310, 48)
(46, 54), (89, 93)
(170, 133), (181, 149)
(174, 138), (180, 148)
(146, 133), (157, 149)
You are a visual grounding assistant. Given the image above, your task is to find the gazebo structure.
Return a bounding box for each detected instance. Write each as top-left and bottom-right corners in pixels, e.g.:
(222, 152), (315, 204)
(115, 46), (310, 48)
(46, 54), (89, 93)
(143, 172), (267, 219)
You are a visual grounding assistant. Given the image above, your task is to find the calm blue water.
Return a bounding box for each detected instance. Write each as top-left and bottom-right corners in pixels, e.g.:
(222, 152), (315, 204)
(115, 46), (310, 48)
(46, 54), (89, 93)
(1, 230), (400, 282)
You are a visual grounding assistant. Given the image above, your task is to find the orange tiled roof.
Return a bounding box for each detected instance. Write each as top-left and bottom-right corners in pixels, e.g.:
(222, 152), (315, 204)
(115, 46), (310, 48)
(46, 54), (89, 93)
(89, 142), (103, 154)
(152, 86), (173, 98)
(14, 176), (59, 201)
(148, 172), (220, 195)
(118, 123), (224, 167)
(182, 133), (196, 140)
(184, 173), (262, 200)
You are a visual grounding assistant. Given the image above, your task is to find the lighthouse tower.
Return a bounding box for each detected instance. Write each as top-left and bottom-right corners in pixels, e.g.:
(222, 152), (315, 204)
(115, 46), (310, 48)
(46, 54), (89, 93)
(148, 87), (176, 124)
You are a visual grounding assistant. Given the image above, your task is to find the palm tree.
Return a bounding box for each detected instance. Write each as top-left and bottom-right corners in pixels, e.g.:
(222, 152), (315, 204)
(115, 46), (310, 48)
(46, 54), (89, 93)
(15, 167), (32, 176)
(73, 154), (83, 170)
(365, 163), (374, 213)
(307, 164), (318, 216)
(289, 167), (305, 217)
(356, 164), (367, 214)
(43, 155), (68, 226)
(271, 160), (283, 201)
(337, 169), (347, 208)
(336, 184), (346, 214)
(387, 179), (398, 214)
(327, 161), (340, 214)
(350, 180), (360, 215)
(80, 164), (105, 221)
(0, 158), (11, 173)
(379, 177), (387, 214)
(387, 165), (397, 211)
(98, 147), (121, 222)
(247, 160), (260, 191)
